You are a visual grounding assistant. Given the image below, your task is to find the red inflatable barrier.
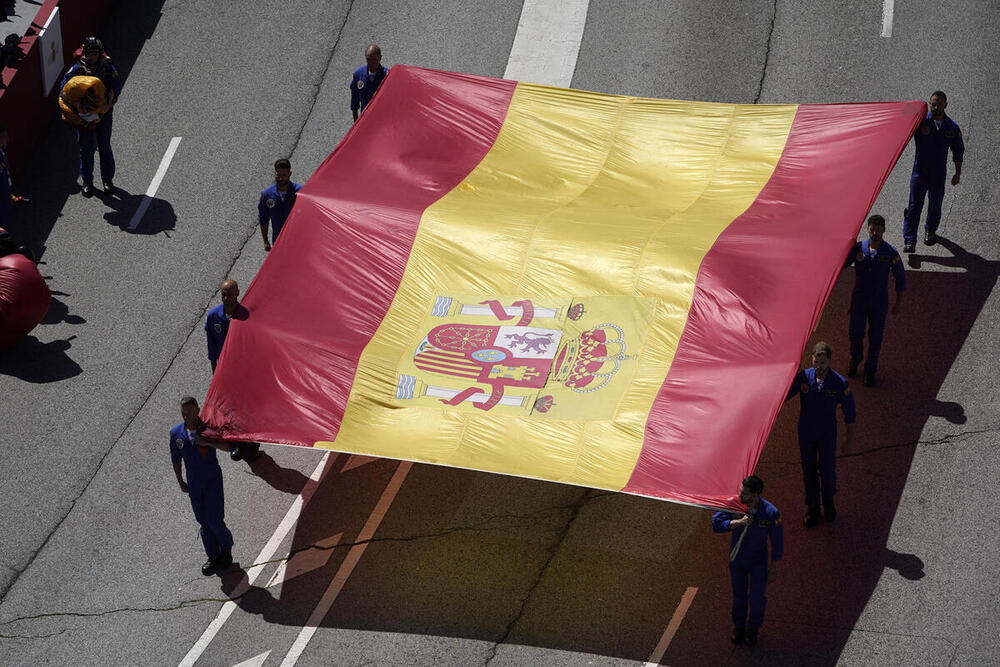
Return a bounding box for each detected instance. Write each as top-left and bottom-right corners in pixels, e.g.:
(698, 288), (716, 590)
(0, 253), (50, 350)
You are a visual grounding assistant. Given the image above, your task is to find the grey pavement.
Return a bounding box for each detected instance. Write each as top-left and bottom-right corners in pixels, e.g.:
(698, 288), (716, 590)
(1, 0), (998, 665)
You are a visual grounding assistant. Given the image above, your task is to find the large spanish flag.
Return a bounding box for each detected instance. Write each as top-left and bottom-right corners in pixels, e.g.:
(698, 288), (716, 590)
(203, 66), (924, 510)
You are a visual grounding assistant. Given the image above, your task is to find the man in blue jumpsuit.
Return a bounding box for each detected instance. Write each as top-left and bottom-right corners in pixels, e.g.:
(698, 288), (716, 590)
(903, 91), (964, 252)
(61, 37), (121, 197)
(205, 279), (259, 462)
(713, 475), (782, 647)
(350, 44), (388, 122)
(785, 342), (856, 527)
(170, 396), (235, 575)
(257, 158), (301, 252)
(844, 215), (906, 387)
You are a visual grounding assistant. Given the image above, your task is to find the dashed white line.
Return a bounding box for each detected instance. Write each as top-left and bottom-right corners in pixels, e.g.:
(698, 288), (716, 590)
(644, 587), (698, 666)
(128, 136), (182, 230)
(503, 0), (590, 87)
(881, 0), (895, 38)
(178, 452), (334, 667)
(279, 461), (413, 667)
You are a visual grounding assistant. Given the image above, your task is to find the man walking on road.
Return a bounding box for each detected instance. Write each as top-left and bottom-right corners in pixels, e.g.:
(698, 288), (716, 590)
(350, 44), (389, 122)
(902, 91), (964, 253)
(60, 37), (121, 197)
(784, 342), (855, 527)
(713, 476), (783, 647)
(205, 279), (259, 462)
(844, 215), (906, 387)
(170, 396), (235, 576)
(257, 158), (301, 252)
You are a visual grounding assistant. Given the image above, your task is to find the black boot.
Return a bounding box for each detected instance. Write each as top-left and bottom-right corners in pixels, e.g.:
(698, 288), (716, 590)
(745, 628), (758, 646)
(731, 626), (746, 644)
(81, 181), (95, 198)
(847, 357), (861, 377)
(823, 496), (837, 523)
(201, 559), (217, 576)
(803, 506), (821, 527)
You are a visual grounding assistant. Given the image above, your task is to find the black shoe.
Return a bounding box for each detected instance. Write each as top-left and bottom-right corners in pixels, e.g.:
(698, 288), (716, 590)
(745, 628), (758, 646)
(903, 241), (916, 253)
(803, 507), (821, 527)
(863, 371), (876, 387)
(731, 626), (746, 645)
(201, 559), (217, 576)
(229, 445), (244, 462)
(102, 179), (114, 195)
(847, 357), (861, 378)
(243, 443), (261, 463)
(823, 497), (837, 523)
(81, 182), (94, 198)
(924, 230), (937, 245)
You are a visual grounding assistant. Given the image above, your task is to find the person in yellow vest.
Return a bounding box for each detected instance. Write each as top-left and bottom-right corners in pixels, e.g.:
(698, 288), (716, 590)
(58, 74), (115, 197)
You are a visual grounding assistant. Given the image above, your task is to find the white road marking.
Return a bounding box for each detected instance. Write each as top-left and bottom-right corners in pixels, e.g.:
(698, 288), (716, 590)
(128, 136), (182, 230)
(341, 454), (378, 472)
(643, 587), (698, 666)
(178, 452), (334, 667)
(279, 461), (413, 667)
(503, 0), (590, 87)
(881, 0), (895, 38)
(265, 534), (343, 591)
(231, 650), (271, 667)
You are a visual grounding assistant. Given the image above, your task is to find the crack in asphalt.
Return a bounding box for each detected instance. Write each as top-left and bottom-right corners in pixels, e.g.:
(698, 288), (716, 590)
(0, 0), (358, 611)
(762, 425), (999, 468)
(768, 616), (959, 657)
(0, 500), (594, 630)
(481, 489), (593, 666)
(753, 0), (778, 104)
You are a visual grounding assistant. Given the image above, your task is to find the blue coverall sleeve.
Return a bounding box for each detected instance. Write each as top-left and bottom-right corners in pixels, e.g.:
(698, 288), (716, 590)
(257, 193), (268, 226)
(785, 370), (805, 402)
(106, 64), (123, 98)
(891, 254), (906, 291)
(769, 513), (784, 561)
(952, 127), (965, 164)
(843, 243), (860, 270)
(840, 384), (857, 424)
(350, 73), (360, 110)
(712, 511), (733, 533)
(169, 433), (181, 464)
(205, 317), (220, 361)
(59, 64), (80, 91)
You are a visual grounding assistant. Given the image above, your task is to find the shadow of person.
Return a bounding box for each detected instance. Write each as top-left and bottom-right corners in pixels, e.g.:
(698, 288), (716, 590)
(100, 187), (176, 235)
(39, 293), (86, 325)
(248, 452), (311, 495)
(884, 549), (925, 581)
(0, 334), (81, 382)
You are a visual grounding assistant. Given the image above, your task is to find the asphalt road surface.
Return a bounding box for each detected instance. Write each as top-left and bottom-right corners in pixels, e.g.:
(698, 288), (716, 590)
(2, 1), (998, 665)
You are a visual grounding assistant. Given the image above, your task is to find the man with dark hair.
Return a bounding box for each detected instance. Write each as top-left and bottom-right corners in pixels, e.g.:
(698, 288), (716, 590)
(785, 343), (856, 526)
(170, 396), (235, 576)
(257, 158), (301, 251)
(902, 90), (964, 252)
(60, 37), (121, 196)
(350, 44), (389, 122)
(713, 476), (783, 647)
(205, 279), (259, 463)
(844, 215), (906, 386)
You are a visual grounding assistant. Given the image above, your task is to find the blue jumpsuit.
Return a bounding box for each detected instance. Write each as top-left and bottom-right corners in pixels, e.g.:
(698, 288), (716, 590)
(904, 113), (964, 244)
(713, 500), (783, 631)
(785, 368), (856, 507)
(61, 57), (122, 184)
(257, 182), (301, 244)
(169, 424), (233, 560)
(844, 240), (906, 375)
(350, 64), (389, 115)
(205, 303), (232, 365)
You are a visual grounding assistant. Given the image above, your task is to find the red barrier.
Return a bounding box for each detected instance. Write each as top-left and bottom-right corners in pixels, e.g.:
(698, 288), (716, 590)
(0, 0), (118, 178)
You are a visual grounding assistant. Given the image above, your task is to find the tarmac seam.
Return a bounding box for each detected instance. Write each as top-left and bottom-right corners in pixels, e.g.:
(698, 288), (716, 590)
(752, 0), (778, 104)
(769, 616), (958, 656)
(481, 489), (593, 667)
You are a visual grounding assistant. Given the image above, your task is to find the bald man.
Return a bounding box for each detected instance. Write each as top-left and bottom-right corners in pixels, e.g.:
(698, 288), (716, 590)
(350, 44), (389, 122)
(204, 280), (258, 462)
